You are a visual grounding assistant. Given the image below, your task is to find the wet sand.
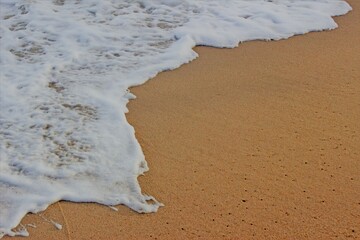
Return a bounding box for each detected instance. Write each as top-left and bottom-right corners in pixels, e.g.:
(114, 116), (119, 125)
(9, 0), (360, 239)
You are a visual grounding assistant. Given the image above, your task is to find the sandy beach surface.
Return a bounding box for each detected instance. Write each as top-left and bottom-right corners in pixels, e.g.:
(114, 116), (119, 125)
(8, 0), (359, 239)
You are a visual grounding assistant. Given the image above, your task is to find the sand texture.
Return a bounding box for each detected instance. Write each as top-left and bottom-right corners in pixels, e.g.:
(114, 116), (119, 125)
(8, 0), (360, 239)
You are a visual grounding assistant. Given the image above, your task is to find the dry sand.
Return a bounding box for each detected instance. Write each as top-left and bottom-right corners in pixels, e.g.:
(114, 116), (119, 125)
(9, 0), (360, 239)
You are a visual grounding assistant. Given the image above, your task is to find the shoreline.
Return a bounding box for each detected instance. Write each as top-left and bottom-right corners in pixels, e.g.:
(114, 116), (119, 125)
(7, 0), (360, 239)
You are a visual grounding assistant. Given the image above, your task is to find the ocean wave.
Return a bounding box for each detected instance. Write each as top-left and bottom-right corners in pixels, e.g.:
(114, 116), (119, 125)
(0, 0), (351, 237)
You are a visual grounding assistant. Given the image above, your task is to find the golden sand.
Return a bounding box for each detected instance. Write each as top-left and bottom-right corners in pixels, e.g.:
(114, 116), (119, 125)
(10, 0), (359, 239)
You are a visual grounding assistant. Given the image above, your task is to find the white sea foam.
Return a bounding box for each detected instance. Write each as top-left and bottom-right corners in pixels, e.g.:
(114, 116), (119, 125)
(0, 0), (351, 237)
